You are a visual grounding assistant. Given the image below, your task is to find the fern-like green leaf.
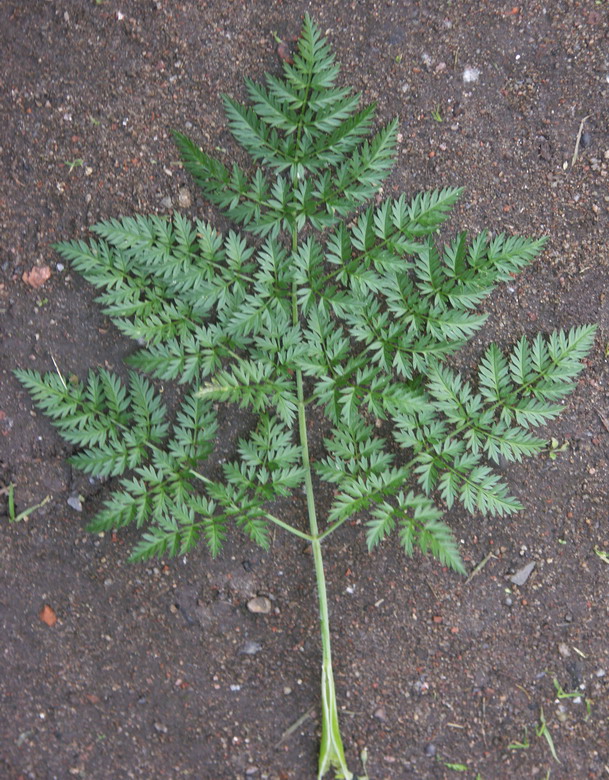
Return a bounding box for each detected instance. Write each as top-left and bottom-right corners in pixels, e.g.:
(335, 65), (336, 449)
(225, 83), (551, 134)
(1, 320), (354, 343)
(17, 24), (598, 777)
(20, 17), (596, 604)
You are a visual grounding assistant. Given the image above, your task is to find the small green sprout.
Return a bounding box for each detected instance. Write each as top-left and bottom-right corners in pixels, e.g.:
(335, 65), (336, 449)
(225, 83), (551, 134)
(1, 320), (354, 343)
(546, 437), (569, 460)
(594, 545), (609, 564)
(443, 761), (468, 771)
(584, 698), (593, 721)
(436, 755), (468, 771)
(508, 726), (530, 750)
(553, 677), (580, 700)
(431, 105), (443, 122)
(2, 484), (51, 523)
(64, 158), (84, 173)
(358, 748), (369, 780)
(536, 707), (560, 763)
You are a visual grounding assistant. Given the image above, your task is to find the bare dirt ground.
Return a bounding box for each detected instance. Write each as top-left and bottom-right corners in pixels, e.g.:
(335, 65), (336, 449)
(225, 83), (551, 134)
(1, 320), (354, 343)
(1, 2), (608, 778)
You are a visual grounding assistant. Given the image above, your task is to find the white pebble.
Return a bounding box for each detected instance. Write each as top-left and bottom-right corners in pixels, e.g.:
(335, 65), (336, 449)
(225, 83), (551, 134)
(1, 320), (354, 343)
(463, 67), (480, 83)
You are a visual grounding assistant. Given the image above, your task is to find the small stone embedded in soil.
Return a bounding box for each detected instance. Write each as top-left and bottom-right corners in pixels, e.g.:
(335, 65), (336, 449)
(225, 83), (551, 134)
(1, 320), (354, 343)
(22, 265), (52, 289)
(154, 721), (168, 733)
(39, 604), (57, 626)
(424, 743), (437, 757)
(247, 596), (272, 614)
(238, 640), (262, 655)
(178, 187), (192, 208)
(67, 496), (83, 512)
(462, 66), (480, 83)
(558, 642), (571, 658)
(374, 706), (387, 721)
(413, 679), (429, 695)
(510, 561), (536, 586)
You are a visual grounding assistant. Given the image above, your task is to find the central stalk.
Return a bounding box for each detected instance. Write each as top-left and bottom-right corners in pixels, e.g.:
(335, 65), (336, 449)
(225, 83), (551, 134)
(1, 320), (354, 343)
(296, 371), (353, 780)
(292, 236), (352, 777)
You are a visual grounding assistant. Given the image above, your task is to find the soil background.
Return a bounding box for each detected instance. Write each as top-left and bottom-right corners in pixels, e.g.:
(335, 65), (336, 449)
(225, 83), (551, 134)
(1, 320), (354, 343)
(1, 1), (609, 779)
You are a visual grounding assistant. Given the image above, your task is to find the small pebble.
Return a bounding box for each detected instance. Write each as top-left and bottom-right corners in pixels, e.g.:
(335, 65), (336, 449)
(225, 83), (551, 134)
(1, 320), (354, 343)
(504, 596), (513, 607)
(238, 641), (262, 656)
(581, 131), (592, 148)
(510, 561), (536, 586)
(178, 187), (192, 208)
(463, 67), (480, 83)
(67, 496), (82, 512)
(374, 706), (387, 721)
(247, 596), (272, 614)
(159, 195), (173, 210)
(424, 743), (437, 758)
(595, 669), (606, 678)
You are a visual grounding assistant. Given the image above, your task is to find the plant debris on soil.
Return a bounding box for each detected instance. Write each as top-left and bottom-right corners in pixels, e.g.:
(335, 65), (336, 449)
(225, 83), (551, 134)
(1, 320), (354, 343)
(1, 2), (608, 779)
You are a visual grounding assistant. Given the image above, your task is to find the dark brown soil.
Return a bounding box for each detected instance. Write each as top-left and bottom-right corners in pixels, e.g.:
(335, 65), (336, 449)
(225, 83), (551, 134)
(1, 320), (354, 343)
(1, 2), (608, 779)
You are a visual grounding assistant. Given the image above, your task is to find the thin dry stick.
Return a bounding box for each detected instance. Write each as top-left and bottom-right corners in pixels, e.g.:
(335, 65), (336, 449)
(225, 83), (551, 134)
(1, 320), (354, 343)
(571, 115), (591, 167)
(481, 695), (488, 746)
(465, 552), (497, 584)
(274, 708), (316, 748)
(51, 354), (68, 389)
(596, 408), (609, 434)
